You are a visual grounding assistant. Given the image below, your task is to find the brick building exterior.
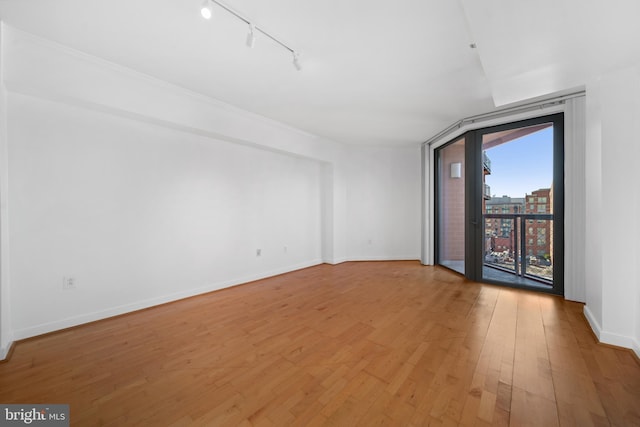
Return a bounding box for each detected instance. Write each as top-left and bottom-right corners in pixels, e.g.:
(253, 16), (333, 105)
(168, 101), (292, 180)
(524, 188), (551, 260)
(485, 196), (524, 255)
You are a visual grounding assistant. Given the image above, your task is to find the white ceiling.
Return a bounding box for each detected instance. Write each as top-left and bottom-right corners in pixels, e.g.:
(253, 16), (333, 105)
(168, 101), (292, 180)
(0, 0), (638, 146)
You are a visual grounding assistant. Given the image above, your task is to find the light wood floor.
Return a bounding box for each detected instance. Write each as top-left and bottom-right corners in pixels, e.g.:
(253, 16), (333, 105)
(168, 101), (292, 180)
(1, 261), (639, 426)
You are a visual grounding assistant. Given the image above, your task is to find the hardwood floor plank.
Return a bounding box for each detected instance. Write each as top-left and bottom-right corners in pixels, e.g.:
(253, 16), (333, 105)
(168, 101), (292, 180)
(1, 261), (638, 426)
(510, 386), (559, 427)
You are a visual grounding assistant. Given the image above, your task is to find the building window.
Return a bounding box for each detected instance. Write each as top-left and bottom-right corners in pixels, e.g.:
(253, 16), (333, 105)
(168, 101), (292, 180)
(537, 204), (547, 213)
(537, 230), (546, 245)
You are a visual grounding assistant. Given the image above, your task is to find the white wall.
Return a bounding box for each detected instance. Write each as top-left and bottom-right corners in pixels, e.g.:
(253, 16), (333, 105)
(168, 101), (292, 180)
(0, 25), (335, 343)
(345, 147), (421, 260)
(0, 25), (423, 352)
(8, 92), (325, 338)
(584, 65), (640, 357)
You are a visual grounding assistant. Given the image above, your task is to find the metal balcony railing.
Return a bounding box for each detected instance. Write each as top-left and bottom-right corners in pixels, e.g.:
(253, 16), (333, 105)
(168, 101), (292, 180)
(483, 184), (491, 199)
(483, 213), (553, 284)
(483, 151), (491, 173)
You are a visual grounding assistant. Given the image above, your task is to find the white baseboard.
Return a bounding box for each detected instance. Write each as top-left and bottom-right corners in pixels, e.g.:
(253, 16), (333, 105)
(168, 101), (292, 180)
(632, 338), (640, 359)
(0, 342), (12, 361)
(584, 305), (640, 358)
(599, 330), (638, 349)
(12, 260), (323, 341)
(345, 256), (420, 262)
(583, 305), (602, 340)
(322, 256), (420, 264)
(0, 327), (14, 360)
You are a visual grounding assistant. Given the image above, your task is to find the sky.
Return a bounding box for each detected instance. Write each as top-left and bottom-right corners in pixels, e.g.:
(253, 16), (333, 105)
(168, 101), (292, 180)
(484, 127), (553, 199)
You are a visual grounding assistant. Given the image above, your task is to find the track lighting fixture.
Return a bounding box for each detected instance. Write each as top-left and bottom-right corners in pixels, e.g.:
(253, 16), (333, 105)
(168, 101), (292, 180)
(246, 24), (256, 48)
(200, 0), (213, 20)
(200, 0), (302, 71)
(292, 51), (302, 71)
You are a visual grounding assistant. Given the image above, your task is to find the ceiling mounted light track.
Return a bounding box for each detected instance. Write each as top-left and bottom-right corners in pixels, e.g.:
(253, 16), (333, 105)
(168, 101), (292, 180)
(200, 0), (302, 71)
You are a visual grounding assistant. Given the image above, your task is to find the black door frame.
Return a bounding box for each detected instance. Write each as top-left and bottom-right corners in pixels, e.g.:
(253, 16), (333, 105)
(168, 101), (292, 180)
(436, 113), (564, 296)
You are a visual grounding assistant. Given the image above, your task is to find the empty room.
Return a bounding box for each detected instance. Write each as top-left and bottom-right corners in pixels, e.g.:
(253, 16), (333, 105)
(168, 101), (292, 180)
(0, 0), (639, 425)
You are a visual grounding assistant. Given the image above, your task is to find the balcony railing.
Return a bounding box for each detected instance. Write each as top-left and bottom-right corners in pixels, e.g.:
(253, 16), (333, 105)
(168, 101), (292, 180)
(483, 184), (491, 200)
(483, 151), (491, 173)
(483, 213), (553, 284)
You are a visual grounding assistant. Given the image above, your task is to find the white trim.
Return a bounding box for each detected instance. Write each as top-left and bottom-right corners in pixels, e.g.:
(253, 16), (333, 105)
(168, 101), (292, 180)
(346, 256), (420, 262)
(584, 304), (603, 340)
(0, 341), (11, 361)
(12, 260), (323, 341)
(584, 305), (640, 358)
(319, 256), (419, 265)
(599, 330), (640, 353)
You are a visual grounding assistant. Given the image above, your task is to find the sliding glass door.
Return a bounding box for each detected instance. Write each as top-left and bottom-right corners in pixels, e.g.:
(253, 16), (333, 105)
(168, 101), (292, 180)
(435, 114), (564, 295)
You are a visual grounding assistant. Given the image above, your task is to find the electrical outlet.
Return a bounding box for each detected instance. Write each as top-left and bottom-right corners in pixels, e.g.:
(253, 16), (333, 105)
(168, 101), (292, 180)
(256, 249), (261, 256)
(62, 276), (76, 290)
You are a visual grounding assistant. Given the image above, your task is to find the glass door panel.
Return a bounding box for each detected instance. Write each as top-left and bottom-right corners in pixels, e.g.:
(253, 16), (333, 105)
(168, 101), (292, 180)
(436, 137), (466, 274)
(479, 117), (562, 293)
(434, 114), (564, 295)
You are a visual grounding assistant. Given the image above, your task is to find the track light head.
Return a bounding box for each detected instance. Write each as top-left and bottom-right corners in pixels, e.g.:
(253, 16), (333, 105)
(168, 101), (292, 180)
(246, 24), (256, 48)
(201, 0), (213, 20)
(292, 51), (302, 71)
(199, 1), (303, 71)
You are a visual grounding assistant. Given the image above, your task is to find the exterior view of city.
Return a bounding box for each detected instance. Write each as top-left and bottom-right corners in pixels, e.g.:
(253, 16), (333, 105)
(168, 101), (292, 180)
(479, 122), (556, 286)
(483, 187), (554, 282)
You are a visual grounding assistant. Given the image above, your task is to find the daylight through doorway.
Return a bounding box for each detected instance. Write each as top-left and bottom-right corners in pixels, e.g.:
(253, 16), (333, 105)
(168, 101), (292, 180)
(435, 114), (564, 295)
